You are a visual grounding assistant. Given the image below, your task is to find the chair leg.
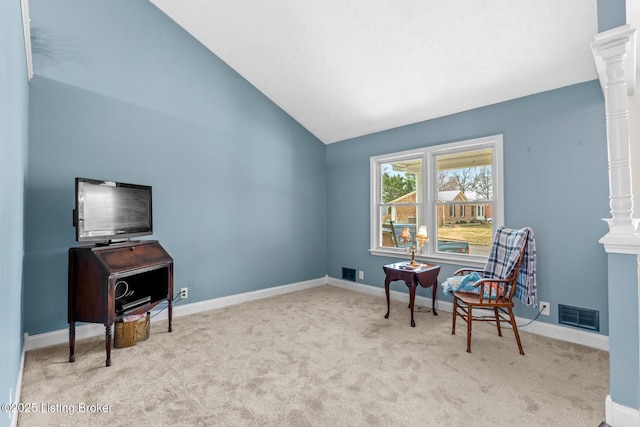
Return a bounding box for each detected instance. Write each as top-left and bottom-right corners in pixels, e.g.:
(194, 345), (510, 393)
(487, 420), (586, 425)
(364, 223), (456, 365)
(508, 307), (524, 355)
(466, 306), (472, 353)
(494, 307), (502, 336)
(452, 297), (457, 335)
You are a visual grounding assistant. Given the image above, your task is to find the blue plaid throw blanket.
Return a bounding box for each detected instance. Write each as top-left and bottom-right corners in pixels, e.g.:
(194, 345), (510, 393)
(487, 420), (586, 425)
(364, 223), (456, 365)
(442, 226), (537, 306)
(485, 226), (537, 306)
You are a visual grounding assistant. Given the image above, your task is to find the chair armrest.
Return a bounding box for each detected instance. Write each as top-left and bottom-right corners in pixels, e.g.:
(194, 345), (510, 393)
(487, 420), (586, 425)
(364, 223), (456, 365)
(471, 277), (514, 302)
(454, 268), (484, 276)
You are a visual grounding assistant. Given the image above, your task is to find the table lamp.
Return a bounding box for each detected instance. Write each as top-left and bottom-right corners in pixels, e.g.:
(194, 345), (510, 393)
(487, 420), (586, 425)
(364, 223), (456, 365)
(405, 226), (429, 267)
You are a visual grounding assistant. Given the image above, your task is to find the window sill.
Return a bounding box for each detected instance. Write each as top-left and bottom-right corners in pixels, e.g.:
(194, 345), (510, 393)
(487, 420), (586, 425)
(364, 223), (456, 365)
(369, 248), (487, 269)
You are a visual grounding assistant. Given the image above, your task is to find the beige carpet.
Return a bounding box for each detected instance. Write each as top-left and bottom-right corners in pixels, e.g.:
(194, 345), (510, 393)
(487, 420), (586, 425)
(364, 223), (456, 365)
(18, 285), (608, 426)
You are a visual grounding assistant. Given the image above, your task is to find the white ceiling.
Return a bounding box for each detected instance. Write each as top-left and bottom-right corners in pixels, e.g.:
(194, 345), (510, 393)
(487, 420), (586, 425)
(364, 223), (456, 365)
(149, 0), (601, 144)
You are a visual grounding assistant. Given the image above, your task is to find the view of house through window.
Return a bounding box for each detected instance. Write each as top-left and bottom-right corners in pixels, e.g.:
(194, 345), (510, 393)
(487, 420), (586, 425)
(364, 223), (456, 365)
(435, 149), (493, 256)
(371, 135), (502, 262)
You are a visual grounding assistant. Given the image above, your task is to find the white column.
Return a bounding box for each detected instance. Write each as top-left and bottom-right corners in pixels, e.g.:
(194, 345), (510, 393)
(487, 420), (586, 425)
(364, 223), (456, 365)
(592, 25), (639, 427)
(592, 25), (639, 249)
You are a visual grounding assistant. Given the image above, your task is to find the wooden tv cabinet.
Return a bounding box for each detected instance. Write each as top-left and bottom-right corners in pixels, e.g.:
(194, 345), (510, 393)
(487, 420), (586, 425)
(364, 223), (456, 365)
(68, 240), (173, 367)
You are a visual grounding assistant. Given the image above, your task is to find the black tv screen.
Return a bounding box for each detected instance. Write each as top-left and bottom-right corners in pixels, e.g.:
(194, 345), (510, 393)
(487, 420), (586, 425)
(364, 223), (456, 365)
(74, 177), (153, 243)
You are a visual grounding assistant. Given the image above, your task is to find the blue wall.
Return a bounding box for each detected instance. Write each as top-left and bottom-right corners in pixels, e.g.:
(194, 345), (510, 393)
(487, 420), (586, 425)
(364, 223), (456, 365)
(24, 0), (327, 335)
(607, 254), (639, 409)
(598, 0), (627, 32)
(24, 0), (617, 337)
(0, 0), (29, 425)
(326, 81), (611, 331)
(5, 0), (635, 421)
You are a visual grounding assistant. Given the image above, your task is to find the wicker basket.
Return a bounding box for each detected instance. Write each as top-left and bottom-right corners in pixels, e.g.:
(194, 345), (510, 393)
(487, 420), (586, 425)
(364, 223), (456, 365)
(114, 313), (150, 348)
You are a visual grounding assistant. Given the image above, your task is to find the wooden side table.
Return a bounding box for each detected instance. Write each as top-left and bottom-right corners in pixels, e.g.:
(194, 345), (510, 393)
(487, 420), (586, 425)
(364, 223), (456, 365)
(383, 262), (440, 327)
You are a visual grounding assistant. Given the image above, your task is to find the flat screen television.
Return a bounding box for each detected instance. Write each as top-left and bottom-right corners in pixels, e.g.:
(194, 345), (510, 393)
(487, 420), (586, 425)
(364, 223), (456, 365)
(73, 177), (153, 243)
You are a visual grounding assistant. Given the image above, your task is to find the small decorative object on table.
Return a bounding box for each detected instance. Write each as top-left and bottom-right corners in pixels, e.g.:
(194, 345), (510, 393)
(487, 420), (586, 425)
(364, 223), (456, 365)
(404, 226), (429, 267)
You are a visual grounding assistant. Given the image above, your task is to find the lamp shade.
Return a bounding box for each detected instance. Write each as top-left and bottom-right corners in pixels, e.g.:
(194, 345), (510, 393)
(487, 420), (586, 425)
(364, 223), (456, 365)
(416, 226), (428, 246)
(399, 227), (411, 244)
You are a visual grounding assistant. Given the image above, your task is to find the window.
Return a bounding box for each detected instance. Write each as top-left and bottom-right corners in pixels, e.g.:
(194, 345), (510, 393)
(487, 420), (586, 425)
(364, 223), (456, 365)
(370, 135), (503, 265)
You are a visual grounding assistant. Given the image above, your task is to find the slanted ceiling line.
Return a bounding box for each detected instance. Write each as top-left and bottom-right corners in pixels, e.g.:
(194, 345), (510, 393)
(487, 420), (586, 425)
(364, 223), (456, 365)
(21, 0), (33, 81)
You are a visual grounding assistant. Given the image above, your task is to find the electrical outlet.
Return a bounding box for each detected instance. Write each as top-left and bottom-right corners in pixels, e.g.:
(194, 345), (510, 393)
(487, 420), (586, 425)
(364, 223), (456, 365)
(358, 270), (364, 280)
(540, 301), (550, 316)
(180, 287), (188, 300)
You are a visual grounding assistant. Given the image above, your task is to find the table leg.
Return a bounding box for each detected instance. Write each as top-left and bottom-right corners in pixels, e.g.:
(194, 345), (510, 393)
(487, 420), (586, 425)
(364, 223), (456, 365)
(68, 322), (76, 363)
(409, 283), (416, 327)
(384, 278), (391, 319)
(432, 282), (438, 316)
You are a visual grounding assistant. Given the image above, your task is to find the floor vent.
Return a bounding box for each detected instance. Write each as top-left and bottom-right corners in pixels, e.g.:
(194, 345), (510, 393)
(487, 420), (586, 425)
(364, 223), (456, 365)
(342, 267), (356, 282)
(558, 304), (599, 332)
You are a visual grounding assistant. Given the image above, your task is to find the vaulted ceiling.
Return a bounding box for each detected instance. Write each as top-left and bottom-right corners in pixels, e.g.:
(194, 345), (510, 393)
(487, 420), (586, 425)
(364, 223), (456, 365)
(149, 1), (602, 144)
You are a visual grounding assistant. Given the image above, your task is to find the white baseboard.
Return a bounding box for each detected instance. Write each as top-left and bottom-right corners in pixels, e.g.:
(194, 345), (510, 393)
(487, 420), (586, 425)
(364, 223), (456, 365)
(166, 276), (327, 320)
(606, 395), (640, 427)
(26, 276), (328, 351)
(327, 277), (610, 351)
(10, 334), (26, 427)
(25, 275), (609, 352)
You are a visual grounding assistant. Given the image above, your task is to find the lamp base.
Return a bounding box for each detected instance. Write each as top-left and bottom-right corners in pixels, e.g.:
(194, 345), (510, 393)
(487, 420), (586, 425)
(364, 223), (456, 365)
(406, 246), (420, 267)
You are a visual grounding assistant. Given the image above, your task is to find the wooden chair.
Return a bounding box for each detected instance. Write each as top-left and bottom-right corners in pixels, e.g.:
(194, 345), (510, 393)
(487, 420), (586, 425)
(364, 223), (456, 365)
(451, 239), (527, 355)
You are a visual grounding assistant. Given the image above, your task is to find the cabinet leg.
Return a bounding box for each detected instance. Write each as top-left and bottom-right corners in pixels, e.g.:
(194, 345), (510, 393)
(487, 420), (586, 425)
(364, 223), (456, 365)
(104, 324), (112, 367)
(69, 322), (76, 363)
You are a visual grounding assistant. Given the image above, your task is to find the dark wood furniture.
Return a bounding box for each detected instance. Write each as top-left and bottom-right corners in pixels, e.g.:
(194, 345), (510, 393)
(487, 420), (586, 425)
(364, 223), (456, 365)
(68, 240), (173, 366)
(383, 262), (440, 327)
(451, 242), (526, 355)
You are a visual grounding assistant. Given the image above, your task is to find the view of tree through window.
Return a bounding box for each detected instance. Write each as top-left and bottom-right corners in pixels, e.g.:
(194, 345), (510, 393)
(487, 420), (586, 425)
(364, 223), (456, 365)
(382, 168), (416, 203)
(435, 149), (493, 256)
(380, 160), (421, 248)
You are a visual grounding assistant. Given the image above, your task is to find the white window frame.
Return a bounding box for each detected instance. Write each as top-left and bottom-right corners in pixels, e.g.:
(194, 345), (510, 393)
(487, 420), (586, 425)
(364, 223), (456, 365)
(370, 134), (504, 267)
